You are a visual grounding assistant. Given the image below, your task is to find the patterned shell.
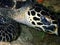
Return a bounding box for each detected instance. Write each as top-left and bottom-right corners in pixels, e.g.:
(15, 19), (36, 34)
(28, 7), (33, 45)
(0, 15), (20, 42)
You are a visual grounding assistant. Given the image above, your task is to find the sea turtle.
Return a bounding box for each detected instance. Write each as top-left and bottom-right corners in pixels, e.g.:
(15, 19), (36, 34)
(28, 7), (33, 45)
(0, 0), (59, 44)
(0, 0), (59, 36)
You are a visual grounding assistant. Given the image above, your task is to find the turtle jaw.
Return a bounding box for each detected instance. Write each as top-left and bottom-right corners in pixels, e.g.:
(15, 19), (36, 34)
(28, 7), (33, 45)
(13, 13), (26, 24)
(12, 7), (31, 24)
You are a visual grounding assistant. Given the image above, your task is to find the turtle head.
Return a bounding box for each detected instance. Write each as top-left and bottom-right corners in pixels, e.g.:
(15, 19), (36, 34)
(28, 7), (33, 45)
(12, 3), (58, 35)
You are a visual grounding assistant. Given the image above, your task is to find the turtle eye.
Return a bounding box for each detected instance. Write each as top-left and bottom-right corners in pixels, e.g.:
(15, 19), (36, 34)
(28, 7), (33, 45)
(41, 16), (51, 25)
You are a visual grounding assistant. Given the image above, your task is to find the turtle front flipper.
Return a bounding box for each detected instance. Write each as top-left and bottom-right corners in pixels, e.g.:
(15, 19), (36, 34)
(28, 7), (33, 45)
(0, 15), (21, 42)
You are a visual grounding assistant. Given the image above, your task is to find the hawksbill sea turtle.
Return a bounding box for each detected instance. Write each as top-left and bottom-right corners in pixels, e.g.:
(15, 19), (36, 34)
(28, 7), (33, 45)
(0, 0), (59, 45)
